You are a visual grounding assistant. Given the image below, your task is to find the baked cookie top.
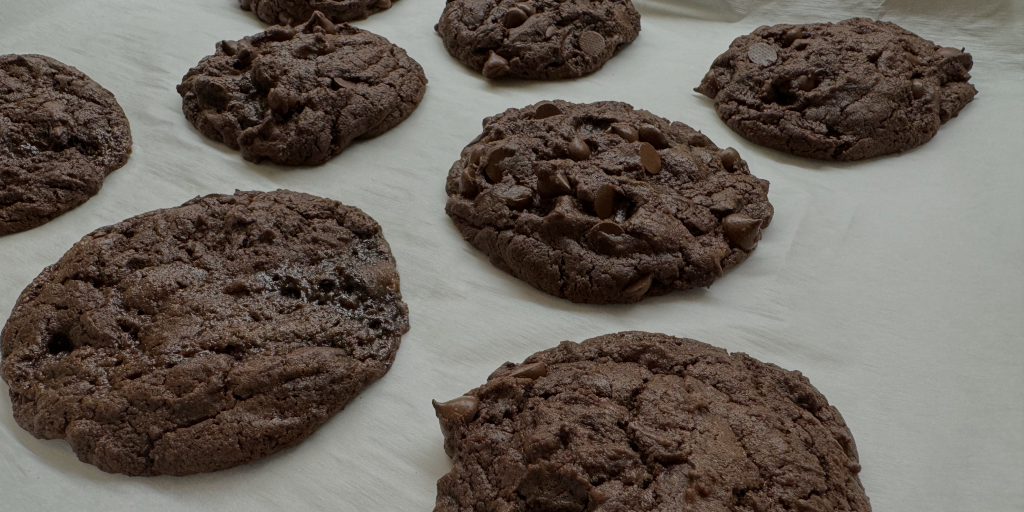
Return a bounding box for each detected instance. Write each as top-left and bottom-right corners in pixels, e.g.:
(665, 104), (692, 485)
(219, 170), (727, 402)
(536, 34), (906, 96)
(241, 0), (395, 26)
(432, 331), (871, 512)
(177, 12), (427, 166)
(445, 100), (773, 304)
(696, 18), (977, 161)
(436, 0), (640, 80)
(1, 54), (132, 235)
(0, 190), (410, 476)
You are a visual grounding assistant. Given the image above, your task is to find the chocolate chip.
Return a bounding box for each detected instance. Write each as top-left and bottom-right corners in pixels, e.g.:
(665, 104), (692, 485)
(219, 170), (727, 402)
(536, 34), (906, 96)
(535, 102), (562, 119)
(220, 40), (239, 56)
(722, 213), (762, 251)
(266, 26), (295, 41)
(377, 0), (392, 8)
(936, 47), (963, 58)
(501, 185), (533, 210)
(912, 79), (925, 100)
(302, 11), (338, 35)
(538, 171), (572, 198)
(568, 138), (591, 161)
(516, 3), (535, 16)
(460, 169), (478, 197)
(748, 43), (778, 66)
(782, 27), (804, 47)
(906, 53), (922, 66)
(622, 274), (652, 301)
(470, 146), (485, 165)
(485, 160), (504, 183)
(792, 39), (810, 51)
(611, 123), (638, 142)
(579, 31), (606, 57)
(505, 7), (528, 29)
(545, 25), (557, 39)
(482, 51), (510, 79)
(719, 148), (741, 171)
(594, 221), (624, 236)
(508, 362), (548, 379)
(432, 396), (480, 423)
(796, 75), (816, 92)
(594, 184), (617, 219)
(638, 125), (669, 149)
(639, 143), (661, 174)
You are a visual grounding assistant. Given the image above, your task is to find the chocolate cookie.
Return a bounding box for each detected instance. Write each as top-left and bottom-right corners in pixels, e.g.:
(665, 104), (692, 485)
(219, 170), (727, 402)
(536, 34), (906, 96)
(0, 190), (409, 476)
(436, 0), (640, 80)
(1, 54), (132, 235)
(696, 18), (977, 161)
(445, 100), (773, 304)
(432, 331), (871, 512)
(177, 12), (427, 166)
(240, 0), (394, 26)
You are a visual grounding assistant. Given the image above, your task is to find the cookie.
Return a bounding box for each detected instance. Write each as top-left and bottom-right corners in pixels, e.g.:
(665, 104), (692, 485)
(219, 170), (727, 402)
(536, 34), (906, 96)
(0, 190), (410, 476)
(696, 18), (977, 161)
(432, 331), (871, 512)
(436, 0), (640, 80)
(1, 54), (132, 236)
(177, 12), (427, 166)
(444, 100), (773, 304)
(240, 0), (395, 25)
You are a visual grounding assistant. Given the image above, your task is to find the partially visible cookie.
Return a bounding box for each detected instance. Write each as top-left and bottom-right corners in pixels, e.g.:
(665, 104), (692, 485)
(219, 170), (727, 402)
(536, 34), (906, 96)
(241, 0), (395, 26)
(0, 190), (410, 476)
(432, 331), (872, 512)
(1, 54), (132, 235)
(445, 100), (773, 304)
(436, 0), (640, 80)
(177, 12), (427, 166)
(696, 18), (977, 161)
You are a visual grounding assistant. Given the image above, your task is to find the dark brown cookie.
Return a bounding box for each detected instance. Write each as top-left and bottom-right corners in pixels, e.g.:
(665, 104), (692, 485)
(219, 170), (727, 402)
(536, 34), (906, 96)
(0, 190), (409, 476)
(1, 54), (132, 236)
(436, 0), (640, 80)
(432, 331), (871, 512)
(177, 12), (427, 166)
(696, 18), (977, 161)
(241, 0), (395, 25)
(445, 100), (773, 304)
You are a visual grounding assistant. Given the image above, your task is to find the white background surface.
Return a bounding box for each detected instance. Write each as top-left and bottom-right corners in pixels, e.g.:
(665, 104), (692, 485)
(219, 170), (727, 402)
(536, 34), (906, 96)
(1, 0), (1022, 510)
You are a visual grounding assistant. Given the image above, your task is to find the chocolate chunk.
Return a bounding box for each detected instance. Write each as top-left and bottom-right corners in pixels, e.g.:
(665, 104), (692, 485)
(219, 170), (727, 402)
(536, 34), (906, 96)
(568, 138), (591, 161)
(482, 51), (511, 79)
(579, 31), (606, 57)
(722, 213), (762, 251)
(639, 142), (661, 174)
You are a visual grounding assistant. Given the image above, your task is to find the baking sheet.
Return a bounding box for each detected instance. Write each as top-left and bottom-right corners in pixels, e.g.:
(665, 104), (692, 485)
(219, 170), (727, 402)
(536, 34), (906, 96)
(1, 0), (1022, 510)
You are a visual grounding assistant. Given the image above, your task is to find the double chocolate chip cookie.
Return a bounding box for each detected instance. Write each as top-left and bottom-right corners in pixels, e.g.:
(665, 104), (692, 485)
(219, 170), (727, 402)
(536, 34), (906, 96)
(696, 18), (977, 161)
(241, 0), (395, 25)
(1, 54), (132, 235)
(432, 331), (872, 512)
(0, 190), (409, 476)
(445, 101), (773, 304)
(178, 12), (427, 166)
(436, 0), (640, 80)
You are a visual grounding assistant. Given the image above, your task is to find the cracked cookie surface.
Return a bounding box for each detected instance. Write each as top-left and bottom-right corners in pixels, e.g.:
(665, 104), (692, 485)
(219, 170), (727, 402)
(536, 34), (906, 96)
(0, 190), (409, 476)
(436, 0), (640, 80)
(240, 0), (395, 25)
(1, 54), (132, 235)
(696, 18), (977, 161)
(445, 100), (773, 304)
(177, 12), (427, 166)
(432, 331), (871, 512)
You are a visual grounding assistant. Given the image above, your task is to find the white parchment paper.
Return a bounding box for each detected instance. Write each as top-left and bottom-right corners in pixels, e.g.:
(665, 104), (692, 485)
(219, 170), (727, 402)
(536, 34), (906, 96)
(1, 0), (1022, 510)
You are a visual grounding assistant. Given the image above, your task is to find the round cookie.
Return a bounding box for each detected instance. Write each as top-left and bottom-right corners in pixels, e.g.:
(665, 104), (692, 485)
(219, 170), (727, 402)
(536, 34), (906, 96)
(696, 18), (977, 161)
(432, 331), (871, 512)
(444, 100), (773, 304)
(241, 0), (395, 25)
(0, 190), (410, 476)
(436, 0), (640, 80)
(177, 12), (427, 166)
(1, 54), (132, 236)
